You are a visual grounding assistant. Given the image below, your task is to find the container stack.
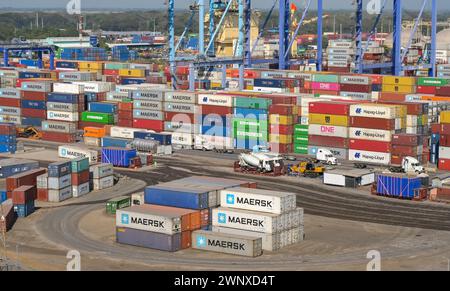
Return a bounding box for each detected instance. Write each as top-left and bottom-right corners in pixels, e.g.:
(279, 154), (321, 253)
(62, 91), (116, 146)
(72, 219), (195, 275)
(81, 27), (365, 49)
(6, 168), (46, 200)
(12, 185), (36, 217)
(391, 134), (423, 166)
(47, 161), (72, 203)
(268, 104), (296, 153)
(233, 97), (270, 150)
(89, 163), (114, 190)
(0, 88), (22, 125)
(311, 74), (340, 96)
(36, 173), (48, 202)
(439, 111), (450, 171)
(164, 90), (198, 135)
(20, 81), (51, 127)
(118, 99), (134, 127)
(339, 75), (372, 100)
(326, 40), (353, 73)
(71, 157), (91, 198)
(382, 76), (416, 96)
(308, 101), (351, 161)
(211, 187), (304, 252)
(293, 124), (309, 154)
(83, 126), (105, 147)
(82, 101), (117, 128)
(132, 89), (165, 131)
(0, 199), (16, 232)
(0, 123), (17, 153)
(61, 48), (108, 62)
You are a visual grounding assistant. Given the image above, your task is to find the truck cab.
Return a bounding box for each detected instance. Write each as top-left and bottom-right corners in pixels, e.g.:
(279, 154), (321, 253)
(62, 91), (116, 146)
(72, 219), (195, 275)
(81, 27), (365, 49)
(316, 148), (338, 165)
(402, 157), (425, 174)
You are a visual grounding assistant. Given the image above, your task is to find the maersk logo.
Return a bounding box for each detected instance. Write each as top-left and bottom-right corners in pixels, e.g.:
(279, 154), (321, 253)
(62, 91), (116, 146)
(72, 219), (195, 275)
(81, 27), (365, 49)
(61, 149), (67, 156)
(196, 235), (207, 248)
(226, 194), (235, 205)
(121, 214), (129, 224)
(218, 213), (227, 224)
(355, 130), (362, 137)
(355, 108), (362, 114)
(50, 112), (54, 118)
(355, 152), (361, 159)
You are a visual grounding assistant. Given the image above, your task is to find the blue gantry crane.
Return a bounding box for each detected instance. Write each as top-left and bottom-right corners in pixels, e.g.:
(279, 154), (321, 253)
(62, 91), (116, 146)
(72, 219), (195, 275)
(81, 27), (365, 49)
(1, 44), (56, 70)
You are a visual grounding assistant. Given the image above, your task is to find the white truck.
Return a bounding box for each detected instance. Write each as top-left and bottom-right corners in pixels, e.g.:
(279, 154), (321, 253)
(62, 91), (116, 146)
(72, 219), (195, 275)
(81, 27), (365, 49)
(193, 135), (234, 153)
(390, 156), (425, 174)
(316, 148), (338, 165)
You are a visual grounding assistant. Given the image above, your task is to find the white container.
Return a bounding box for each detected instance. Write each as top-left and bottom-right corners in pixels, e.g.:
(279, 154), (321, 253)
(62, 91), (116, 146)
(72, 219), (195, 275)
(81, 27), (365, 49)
(0, 88), (21, 99)
(132, 109), (164, 120)
(348, 127), (393, 142)
(48, 186), (72, 203)
(110, 126), (144, 139)
(72, 182), (90, 198)
(73, 81), (112, 93)
(212, 207), (281, 234)
(21, 82), (52, 92)
(198, 94), (233, 107)
(84, 136), (101, 147)
(164, 102), (197, 114)
(116, 206), (182, 235)
(308, 124), (348, 138)
(219, 187), (296, 214)
(37, 174), (48, 189)
(348, 149), (391, 165)
(164, 122), (197, 133)
(132, 89), (165, 101)
(0, 115), (21, 125)
(90, 163), (114, 179)
(47, 111), (79, 122)
(92, 175), (114, 190)
(171, 132), (194, 147)
(58, 145), (99, 164)
(107, 92), (130, 102)
(339, 75), (371, 85)
(47, 102), (79, 113)
(133, 100), (163, 111)
(48, 174), (72, 190)
(0, 106), (20, 116)
(53, 83), (85, 94)
(439, 146), (450, 160)
(349, 104), (397, 119)
(164, 91), (197, 104)
(340, 92), (371, 100)
(191, 230), (263, 257)
(42, 121), (77, 135)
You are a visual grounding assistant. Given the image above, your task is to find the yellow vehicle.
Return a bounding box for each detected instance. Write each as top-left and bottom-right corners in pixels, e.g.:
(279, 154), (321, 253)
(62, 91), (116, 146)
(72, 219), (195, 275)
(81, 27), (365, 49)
(16, 127), (42, 140)
(288, 161), (325, 178)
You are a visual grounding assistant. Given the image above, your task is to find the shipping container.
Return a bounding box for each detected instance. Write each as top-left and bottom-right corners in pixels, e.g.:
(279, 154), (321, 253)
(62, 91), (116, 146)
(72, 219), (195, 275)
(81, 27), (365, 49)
(12, 185), (36, 205)
(144, 185), (209, 210)
(42, 120), (77, 134)
(59, 145), (99, 164)
(116, 227), (182, 252)
(106, 196), (132, 215)
(90, 163), (114, 179)
(0, 200), (16, 232)
(71, 171), (90, 186)
(48, 161), (71, 178)
(6, 168), (47, 192)
(348, 149), (391, 165)
(47, 111), (79, 122)
(376, 174), (422, 199)
(0, 159), (39, 178)
(348, 127), (393, 142)
(48, 174), (72, 190)
(48, 186), (72, 202)
(81, 112), (114, 124)
(101, 147), (137, 167)
(72, 182), (90, 198)
(14, 200), (35, 217)
(92, 175), (114, 190)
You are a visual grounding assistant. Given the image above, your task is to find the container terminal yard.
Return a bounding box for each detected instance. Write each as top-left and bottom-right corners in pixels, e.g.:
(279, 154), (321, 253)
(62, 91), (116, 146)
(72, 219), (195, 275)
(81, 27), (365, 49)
(0, 0), (450, 276)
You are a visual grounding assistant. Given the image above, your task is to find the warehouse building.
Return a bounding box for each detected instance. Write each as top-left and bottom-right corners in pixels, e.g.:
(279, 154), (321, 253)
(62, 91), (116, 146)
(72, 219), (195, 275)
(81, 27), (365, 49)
(323, 167), (375, 188)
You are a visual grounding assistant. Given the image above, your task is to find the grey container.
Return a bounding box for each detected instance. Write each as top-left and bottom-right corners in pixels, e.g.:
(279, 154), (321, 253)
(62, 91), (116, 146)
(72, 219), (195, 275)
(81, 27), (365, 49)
(48, 174), (72, 190)
(116, 227), (181, 252)
(0, 106), (21, 116)
(133, 100), (163, 111)
(131, 139), (159, 153)
(72, 182), (90, 198)
(48, 186), (73, 203)
(46, 102), (79, 113)
(132, 109), (164, 120)
(164, 102), (196, 113)
(37, 174), (48, 189)
(48, 161), (71, 177)
(90, 163), (114, 179)
(191, 230), (263, 257)
(212, 226), (281, 251)
(92, 175), (114, 190)
(0, 159), (39, 178)
(0, 88), (21, 99)
(41, 120), (77, 133)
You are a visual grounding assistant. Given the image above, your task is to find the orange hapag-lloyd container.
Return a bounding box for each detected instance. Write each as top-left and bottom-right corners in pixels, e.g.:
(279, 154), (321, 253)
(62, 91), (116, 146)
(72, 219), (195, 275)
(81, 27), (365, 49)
(83, 127), (106, 138)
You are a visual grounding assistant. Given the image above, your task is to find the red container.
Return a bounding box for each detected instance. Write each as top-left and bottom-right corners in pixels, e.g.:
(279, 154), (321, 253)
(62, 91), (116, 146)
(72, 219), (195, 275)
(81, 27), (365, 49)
(378, 101), (423, 115)
(349, 139), (391, 153)
(269, 124), (293, 135)
(391, 145), (418, 156)
(133, 119), (164, 131)
(103, 69), (120, 76)
(118, 119), (133, 127)
(440, 135), (450, 147)
(21, 108), (47, 119)
(37, 188), (48, 202)
(0, 123), (16, 135)
(78, 121), (105, 130)
(118, 102), (133, 111)
(266, 95), (297, 105)
(269, 104), (293, 115)
(269, 143), (293, 154)
(164, 112), (196, 123)
(0, 98), (21, 107)
(309, 101), (351, 115)
(21, 91), (48, 101)
(118, 110), (133, 120)
(12, 185), (36, 205)
(392, 134), (419, 146)
(378, 92), (406, 102)
(308, 135), (348, 148)
(436, 86), (450, 96)
(439, 158), (450, 171)
(72, 170), (90, 186)
(430, 123), (440, 133)
(6, 168), (47, 192)
(41, 131), (76, 143)
(416, 86), (436, 95)
(390, 154), (420, 166)
(349, 116), (396, 130)
(439, 124), (450, 135)
(200, 105), (232, 116)
(339, 84), (371, 93)
(312, 90), (339, 96)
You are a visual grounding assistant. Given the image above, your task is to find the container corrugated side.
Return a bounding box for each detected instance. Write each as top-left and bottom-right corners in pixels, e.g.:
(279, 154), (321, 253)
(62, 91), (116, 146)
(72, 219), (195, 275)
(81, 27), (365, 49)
(144, 186), (209, 210)
(116, 227), (182, 252)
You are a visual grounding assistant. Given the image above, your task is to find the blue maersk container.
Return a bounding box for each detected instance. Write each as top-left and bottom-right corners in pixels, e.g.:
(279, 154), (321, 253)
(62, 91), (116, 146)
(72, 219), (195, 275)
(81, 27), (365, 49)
(233, 108), (268, 120)
(21, 117), (43, 127)
(47, 93), (81, 104)
(14, 200), (35, 218)
(48, 161), (72, 177)
(101, 147), (137, 167)
(376, 174), (422, 199)
(88, 102), (118, 114)
(144, 186), (209, 210)
(101, 137), (132, 148)
(133, 132), (172, 146)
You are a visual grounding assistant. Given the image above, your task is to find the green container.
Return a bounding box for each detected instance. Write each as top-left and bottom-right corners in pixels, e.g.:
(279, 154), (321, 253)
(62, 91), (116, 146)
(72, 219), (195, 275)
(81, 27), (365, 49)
(294, 136), (309, 145)
(105, 63), (130, 70)
(233, 118), (268, 140)
(71, 157), (90, 173)
(81, 112), (114, 124)
(234, 128), (268, 140)
(417, 77), (448, 87)
(106, 196), (131, 215)
(312, 74), (339, 83)
(294, 144), (309, 154)
(294, 124), (308, 135)
(233, 97), (272, 110)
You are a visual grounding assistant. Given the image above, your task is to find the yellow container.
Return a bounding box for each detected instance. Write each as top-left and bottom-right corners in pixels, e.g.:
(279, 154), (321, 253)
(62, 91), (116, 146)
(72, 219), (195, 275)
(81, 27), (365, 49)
(391, 104), (407, 118)
(269, 134), (293, 144)
(78, 61), (104, 70)
(269, 115), (294, 125)
(382, 84), (416, 94)
(441, 111), (450, 124)
(308, 114), (349, 127)
(292, 105), (299, 116)
(119, 69), (146, 78)
(245, 85), (254, 91)
(382, 76), (416, 86)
